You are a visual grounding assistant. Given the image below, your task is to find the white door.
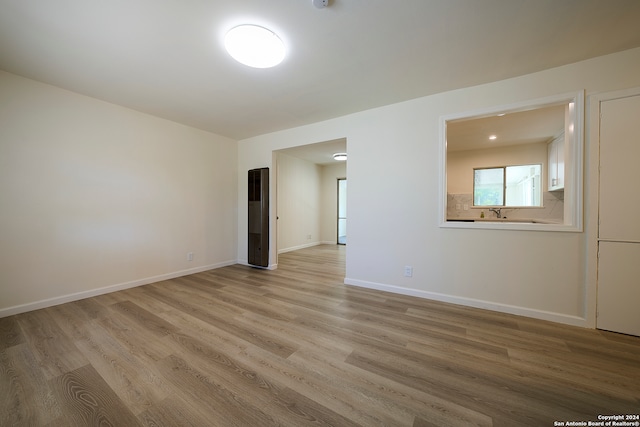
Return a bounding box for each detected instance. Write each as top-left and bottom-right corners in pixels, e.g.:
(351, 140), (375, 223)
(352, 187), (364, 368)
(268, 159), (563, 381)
(597, 91), (640, 336)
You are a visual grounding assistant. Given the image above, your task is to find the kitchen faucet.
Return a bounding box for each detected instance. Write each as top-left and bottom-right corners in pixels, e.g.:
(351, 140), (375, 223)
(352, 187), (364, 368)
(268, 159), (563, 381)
(489, 208), (502, 218)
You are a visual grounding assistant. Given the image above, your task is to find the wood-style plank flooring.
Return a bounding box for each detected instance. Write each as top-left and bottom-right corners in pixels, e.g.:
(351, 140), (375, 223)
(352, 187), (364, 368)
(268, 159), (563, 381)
(1, 244), (639, 426)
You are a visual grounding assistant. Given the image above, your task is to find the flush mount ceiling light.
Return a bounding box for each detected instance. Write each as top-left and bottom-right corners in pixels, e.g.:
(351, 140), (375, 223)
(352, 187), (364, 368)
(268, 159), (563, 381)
(333, 152), (347, 161)
(489, 135), (497, 140)
(224, 25), (285, 68)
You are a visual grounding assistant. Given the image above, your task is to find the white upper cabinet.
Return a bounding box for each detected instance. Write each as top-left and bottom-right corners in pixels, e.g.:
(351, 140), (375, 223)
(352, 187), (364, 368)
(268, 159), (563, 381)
(547, 133), (564, 191)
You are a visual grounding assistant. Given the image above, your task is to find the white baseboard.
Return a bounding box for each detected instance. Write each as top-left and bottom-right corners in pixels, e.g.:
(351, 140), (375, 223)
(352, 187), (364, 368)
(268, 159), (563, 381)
(0, 260), (237, 318)
(277, 241), (323, 254)
(344, 277), (588, 328)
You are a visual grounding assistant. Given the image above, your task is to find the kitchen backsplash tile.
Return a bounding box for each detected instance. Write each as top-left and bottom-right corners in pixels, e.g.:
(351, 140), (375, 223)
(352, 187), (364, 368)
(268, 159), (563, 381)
(447, 192), (564, 222)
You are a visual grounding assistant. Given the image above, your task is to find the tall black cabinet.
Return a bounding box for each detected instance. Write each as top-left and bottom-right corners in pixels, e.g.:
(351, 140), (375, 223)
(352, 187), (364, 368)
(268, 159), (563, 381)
(248, 168), (269, 267)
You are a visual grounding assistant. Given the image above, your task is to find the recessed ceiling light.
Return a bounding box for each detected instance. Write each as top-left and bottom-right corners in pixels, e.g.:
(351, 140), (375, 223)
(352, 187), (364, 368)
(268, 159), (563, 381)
(489, 135), (497, 140)
(333, 152), (347, 161)
(224, 25), (285, 68)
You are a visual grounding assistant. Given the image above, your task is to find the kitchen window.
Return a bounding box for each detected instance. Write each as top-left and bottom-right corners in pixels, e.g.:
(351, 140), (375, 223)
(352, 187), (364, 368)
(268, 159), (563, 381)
(474, 164), (542, 207)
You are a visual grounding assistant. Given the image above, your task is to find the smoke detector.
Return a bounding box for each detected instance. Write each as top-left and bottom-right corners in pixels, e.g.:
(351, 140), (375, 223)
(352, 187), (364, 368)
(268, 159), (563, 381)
(312, 0), (328, 8)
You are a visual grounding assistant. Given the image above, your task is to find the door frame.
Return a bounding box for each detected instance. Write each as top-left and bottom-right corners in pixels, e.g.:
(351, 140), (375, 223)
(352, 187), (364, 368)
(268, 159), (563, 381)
(337, 177), (347, 245)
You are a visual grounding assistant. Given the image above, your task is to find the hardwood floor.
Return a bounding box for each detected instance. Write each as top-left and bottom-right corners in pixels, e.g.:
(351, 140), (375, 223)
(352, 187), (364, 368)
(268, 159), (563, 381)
(1, 244), (639, 426)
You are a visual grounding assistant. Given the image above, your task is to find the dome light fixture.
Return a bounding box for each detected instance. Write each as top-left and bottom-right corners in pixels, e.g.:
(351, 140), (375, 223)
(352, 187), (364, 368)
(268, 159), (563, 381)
(224, 25), (285, 68)
(333, 152), (347, 161)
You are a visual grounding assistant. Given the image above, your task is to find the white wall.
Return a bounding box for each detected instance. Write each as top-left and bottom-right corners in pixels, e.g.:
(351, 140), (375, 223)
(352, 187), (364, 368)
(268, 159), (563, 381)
(276, 152), (322, 253)
(237, 47), (640, 328)
(0, 71), (238, 316)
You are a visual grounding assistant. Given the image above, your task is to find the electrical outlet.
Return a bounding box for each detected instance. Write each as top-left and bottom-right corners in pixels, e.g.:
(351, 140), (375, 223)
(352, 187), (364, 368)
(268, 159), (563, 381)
(187, 252), (194, 261)
(404, 265), (413, 277)
(307, 234), (312, 240)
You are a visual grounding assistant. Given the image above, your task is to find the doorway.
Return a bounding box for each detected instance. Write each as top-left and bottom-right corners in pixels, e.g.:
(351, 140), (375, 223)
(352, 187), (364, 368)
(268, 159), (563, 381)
(338, 178), (347, 245)
(273, 138), (347, 256)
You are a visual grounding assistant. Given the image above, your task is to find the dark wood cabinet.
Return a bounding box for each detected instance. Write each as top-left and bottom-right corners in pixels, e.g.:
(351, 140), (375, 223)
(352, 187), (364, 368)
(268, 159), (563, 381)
(248, 168), (269, 267)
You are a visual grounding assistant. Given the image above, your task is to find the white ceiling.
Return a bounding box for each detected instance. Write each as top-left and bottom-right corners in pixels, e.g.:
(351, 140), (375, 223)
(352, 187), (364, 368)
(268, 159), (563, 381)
(276, 138), (347, 165)
(447, 103), (566, 152)
(2, 0), (640, 142)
